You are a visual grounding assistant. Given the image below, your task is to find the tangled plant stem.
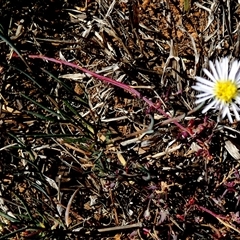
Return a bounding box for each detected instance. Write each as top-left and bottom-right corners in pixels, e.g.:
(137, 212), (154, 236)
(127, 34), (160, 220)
(28, 55), (192, 136)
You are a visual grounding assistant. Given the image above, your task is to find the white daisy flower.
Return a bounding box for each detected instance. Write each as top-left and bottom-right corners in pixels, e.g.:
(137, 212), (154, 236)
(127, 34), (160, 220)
(192, 57), (240, 123)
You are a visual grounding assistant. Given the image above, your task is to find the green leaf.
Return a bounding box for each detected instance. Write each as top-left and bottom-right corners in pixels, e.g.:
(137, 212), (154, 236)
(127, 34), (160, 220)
(0, 211), (20, 223)
(24, 110), (57, 121)
(20, 93), (64, 119)
(0, 26), (31, 70)
(63, 100), (95, 135)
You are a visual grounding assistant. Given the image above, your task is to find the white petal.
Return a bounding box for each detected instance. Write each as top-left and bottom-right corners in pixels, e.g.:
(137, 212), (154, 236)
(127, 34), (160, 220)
(221, 57), (229, 79)
(214, 99), (222, 109)
(226, 110), (233, 123)
(235, 96), (240, 105)
(235, 68), (240, 82)
(195, 95), (213, 104)
(234, 104), (240, 111)
(215, 59), (223, 79)
(203, 68), (217, 82)
(196, 92), (213, 98)
(231, 103), (240, 121)
(202, 99), (217, 113)
(192, 84), (214, 92)
(228, 60), (239, 80)
(209, 61), (220, 80)
(195, 76), (215, 87)
(221, 105), (229, 119)
(235, 77), (240, 84)
(235, 69), (240, 81)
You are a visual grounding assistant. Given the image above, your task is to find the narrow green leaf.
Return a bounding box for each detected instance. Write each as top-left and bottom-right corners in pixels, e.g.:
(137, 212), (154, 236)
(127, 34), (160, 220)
(24, 110), (57, 121)
(0, 26), (31, 70)
(7, 132), (26, 148)
(0, 211), (20, 223)
(19, 133), (77, 138)
(11, 192), (33, 221)
(63, 100), (95, 135)
(0, 226), (28, 240)
(20, 93), (64, 119)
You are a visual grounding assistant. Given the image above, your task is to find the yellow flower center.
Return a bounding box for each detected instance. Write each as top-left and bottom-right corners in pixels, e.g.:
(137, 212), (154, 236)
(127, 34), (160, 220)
(214, 80), (238, 103)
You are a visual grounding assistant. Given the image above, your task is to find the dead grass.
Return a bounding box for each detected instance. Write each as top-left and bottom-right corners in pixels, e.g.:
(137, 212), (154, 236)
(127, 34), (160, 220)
(1, 0), (240, 239)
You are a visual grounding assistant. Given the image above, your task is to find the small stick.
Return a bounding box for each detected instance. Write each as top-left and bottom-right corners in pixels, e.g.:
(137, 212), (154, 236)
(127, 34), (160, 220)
(97, 222), (143, 233)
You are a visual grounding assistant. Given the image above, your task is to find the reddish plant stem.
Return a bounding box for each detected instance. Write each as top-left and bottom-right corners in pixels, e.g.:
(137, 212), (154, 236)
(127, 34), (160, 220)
(28, 55), (192, 135)
(197, 205), (228, 220)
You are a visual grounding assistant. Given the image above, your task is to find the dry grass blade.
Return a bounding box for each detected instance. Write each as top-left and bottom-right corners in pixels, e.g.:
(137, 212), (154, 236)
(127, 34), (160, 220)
(65, 187), (80, 227)
(97, 222), (142, 233)
(216, 217), (240, 234)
